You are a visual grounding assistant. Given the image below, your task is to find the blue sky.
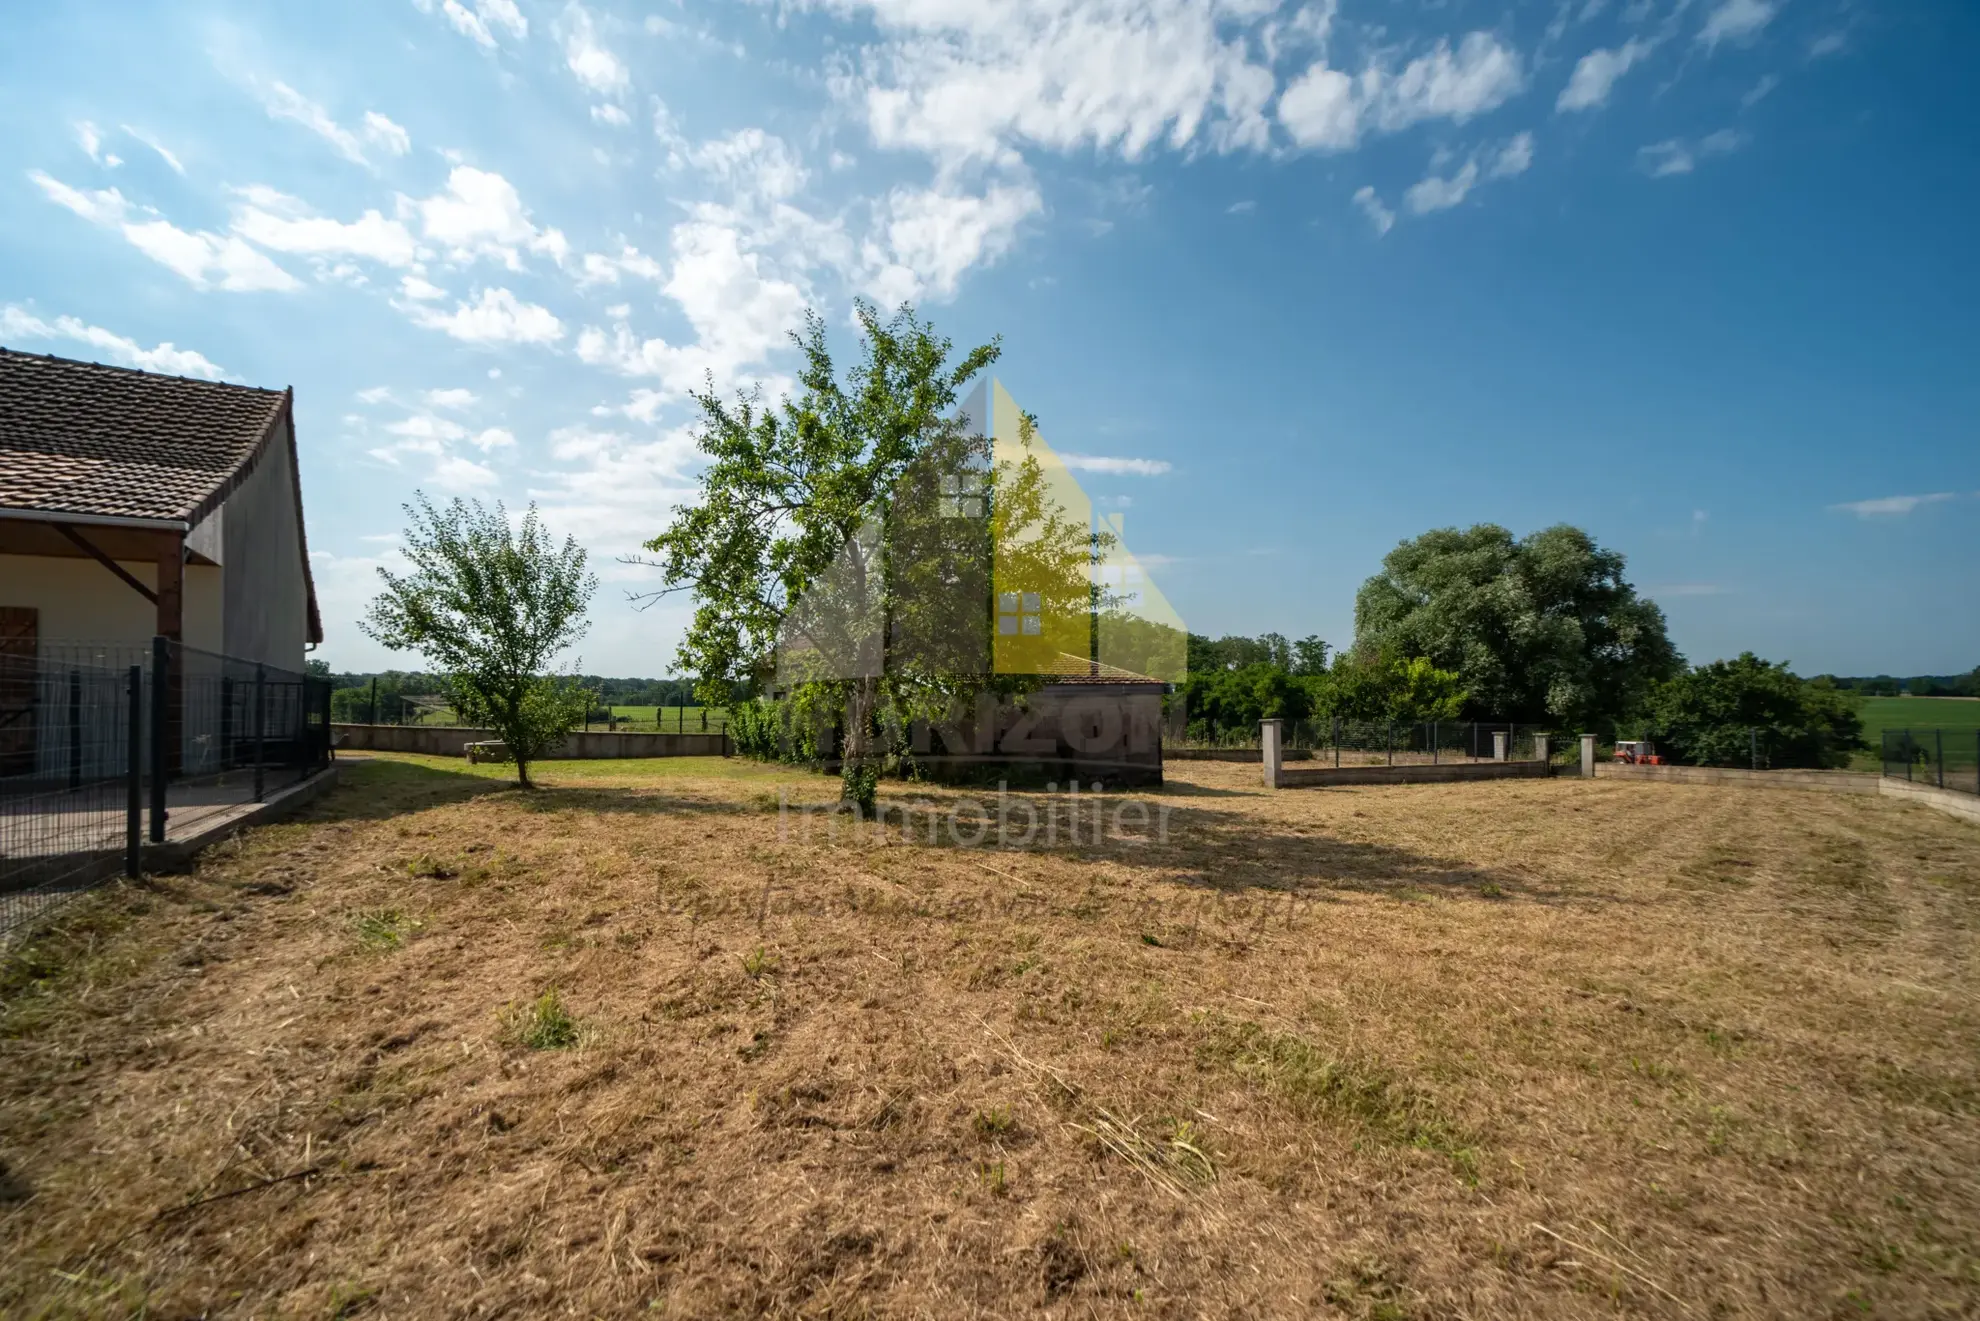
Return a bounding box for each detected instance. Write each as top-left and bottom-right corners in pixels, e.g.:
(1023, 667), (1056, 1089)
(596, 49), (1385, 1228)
(3, 0), (1974, 678)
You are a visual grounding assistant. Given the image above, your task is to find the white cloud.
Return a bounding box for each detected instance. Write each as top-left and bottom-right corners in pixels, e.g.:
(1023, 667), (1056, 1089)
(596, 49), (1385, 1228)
(824, 0), (1279, 166)
(469, 426), (516, 451)
(1406, 159), (1479, 214)
(0, 305), (226, 379)
(1280, 32), (1524, 151)
(433, 0), (528, 46)
(75, 121), (109, 164)
(432, 454), (501, 489)
(29, 170), (130, 224)
(563, 5), (630, 97)
(411, 165), (569, 269)
(363, 111), (413, 156)
(251, 81), (412, 167)
(1403, 133), (1530, 215)
(229, 187), (419, 266)
(577, 243), (663, 287)
(356, 385), (394, 404)
(121, 125), (186, 174)
(861, 180), (1043, 304)
(1829, 493), (1957, 519)
(1808, 30), (1846, 58)
(408, 287), (565, 344)
(1351, 184), (1395, 235)
(578, 218), (808, 397)
(1638, 129), (1741, 177)
(591, 104), (632, 127)
(1057, 453), (1172, 475)
(31, 169), (300, 291)
(1226, 199), (1256, 214)
(1741, 73), (1780, 107)
(1557, 38), (1652, 112)
(400, 273), (448, 300)
(1699, 0), (1776, 50)
(425, 387), (480, 408)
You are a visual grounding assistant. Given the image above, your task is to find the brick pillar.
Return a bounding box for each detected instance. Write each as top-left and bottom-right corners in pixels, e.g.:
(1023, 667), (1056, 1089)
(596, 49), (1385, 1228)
(1580, 734), (1597, 779)
(1533, 735), (1549, 766)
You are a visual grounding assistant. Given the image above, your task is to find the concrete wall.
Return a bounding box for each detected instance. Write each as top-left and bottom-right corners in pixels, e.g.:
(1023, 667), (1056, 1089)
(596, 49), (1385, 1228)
(1594, 763), (1881, 794)
(0, 554), (223, 654)
(1166, 747), (1314, 763)
(334, 723), (729, 759)
(1880, 777), (1980, 826)
(216, 418), (310, 671)
(1274, 760), (1554, 788)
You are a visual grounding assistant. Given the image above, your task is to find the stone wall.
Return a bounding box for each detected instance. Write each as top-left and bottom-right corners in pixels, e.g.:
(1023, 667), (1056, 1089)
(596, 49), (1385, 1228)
(1273, 760), (1554, 789)
(1880, 776), (1980, 826)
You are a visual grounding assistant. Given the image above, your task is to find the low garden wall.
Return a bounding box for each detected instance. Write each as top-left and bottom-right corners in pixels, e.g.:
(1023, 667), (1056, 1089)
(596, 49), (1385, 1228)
(1273, 759), (1553, 789)
(333, 724), (728, 759)
(1880, 777), (1980, 826)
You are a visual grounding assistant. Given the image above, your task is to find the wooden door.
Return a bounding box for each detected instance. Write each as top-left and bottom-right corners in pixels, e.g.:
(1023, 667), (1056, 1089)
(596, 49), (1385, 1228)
(0, 607), (35, 777)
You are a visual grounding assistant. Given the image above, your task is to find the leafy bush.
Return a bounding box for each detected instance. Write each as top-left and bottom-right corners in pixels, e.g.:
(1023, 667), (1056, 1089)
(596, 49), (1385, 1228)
(1640, 653), (1866, 769)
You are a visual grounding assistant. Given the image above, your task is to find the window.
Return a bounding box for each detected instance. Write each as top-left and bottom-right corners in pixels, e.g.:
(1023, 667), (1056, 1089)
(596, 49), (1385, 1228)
(940, 471), (986, 518)
(998, 591), (1041, 637)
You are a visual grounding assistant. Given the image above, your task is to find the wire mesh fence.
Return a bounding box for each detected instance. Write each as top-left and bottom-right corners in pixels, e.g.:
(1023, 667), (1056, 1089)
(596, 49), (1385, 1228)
(2, 639), (332, 938)
(1881, 729), (1980, 797)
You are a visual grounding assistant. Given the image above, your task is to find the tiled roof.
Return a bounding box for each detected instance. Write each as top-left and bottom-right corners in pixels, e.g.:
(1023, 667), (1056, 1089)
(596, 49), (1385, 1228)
(0, 348), (289, 522)
(1036, 652), (1164, 685)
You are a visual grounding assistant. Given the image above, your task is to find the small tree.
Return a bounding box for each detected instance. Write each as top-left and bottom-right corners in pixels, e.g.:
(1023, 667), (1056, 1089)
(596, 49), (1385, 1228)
(363, 495), (597, 788)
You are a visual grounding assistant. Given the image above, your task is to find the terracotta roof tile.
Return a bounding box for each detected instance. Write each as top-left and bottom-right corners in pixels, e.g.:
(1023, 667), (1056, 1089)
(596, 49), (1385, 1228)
(0, 348), (288, 522)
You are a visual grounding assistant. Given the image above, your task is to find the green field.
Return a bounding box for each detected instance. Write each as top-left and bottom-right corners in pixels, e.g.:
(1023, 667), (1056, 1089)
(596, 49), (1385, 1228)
(605, 704), (728, 731)
(1856, 695), (1980, 746)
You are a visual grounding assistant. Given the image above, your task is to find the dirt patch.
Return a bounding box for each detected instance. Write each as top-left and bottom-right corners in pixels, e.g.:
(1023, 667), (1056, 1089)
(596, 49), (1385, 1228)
(3, 754), (1979, 1317)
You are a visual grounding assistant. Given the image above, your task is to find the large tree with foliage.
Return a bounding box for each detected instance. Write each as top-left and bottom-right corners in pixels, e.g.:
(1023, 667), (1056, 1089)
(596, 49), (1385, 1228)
(363, 495), (596, 788)
(1640, 653), (1866, 769)
(1353, 523), (1679, 729)
(640, 302), (1098, 810)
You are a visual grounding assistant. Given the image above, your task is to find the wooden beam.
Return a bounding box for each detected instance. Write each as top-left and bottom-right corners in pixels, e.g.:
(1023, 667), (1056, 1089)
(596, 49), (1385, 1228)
(155, 531), (183, 642)
(51, 522), (159, 605)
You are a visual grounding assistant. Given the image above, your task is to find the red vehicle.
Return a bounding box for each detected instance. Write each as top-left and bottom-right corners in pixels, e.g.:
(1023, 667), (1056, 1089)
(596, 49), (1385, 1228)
(1613, 739), (1663, 765)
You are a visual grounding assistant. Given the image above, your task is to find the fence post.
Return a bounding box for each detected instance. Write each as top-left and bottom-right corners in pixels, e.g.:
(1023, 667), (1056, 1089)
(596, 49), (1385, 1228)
(221, 675), (235, 772)
(1580, 734), (1596, 779)
(1333, 717), (1340, 768)
(254, 664), (267, 803)
(126, 665), (142, 877)
(148, 636), (168, 843)
(1492, 730), (1507, 762)
(1904, 731), (1912, 782)
(1261, 718), (1283, 789)
(1534, 734), (1550, 766)
(68, 668), (82, 790)
(1431, 720), (1439, 765)
(1936, 729), (1945, 790)
(1749, 727), (1758, 772)
(369, 675), (379, 726)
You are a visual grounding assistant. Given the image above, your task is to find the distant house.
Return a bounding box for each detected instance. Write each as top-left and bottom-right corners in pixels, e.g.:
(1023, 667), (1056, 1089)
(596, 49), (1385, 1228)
(0, 348), (322, 670)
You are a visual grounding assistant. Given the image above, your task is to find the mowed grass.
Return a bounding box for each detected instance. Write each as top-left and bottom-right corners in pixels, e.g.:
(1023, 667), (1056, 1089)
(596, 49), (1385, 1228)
(3, 757), (1980, 1318)
(1857, 695), (1980, 745)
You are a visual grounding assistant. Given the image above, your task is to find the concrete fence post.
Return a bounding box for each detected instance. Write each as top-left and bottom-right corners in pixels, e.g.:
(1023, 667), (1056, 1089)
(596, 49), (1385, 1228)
(1492, 730), (1507, 763)
(1580, 734), (1596, 779)
(1533, 735), (1550, 766)
(1261, 718), (1284, 790)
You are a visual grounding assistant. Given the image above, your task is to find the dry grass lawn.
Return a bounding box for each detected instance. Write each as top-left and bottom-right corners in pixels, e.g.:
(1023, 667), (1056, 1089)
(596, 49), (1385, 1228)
(3, 753), (1979, 1319)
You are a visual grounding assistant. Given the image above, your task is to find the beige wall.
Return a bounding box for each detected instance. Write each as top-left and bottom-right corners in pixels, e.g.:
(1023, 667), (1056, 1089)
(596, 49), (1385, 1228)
(0, 554), (223, 654)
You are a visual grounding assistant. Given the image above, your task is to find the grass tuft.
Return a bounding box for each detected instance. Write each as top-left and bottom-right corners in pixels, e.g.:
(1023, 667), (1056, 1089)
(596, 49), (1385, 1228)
(348, 908), (419, 953)
(503, 989), (581, 1050)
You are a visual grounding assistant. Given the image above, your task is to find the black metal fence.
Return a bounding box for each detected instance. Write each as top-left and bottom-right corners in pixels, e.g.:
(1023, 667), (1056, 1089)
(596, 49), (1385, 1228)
(1168, 719), (1561, 764)
(1, 638), (332, 938)
(1882, 729), (1980, 797)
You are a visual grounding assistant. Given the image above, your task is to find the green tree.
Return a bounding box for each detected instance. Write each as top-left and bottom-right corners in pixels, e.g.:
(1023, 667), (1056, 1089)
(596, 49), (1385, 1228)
(1181, 662), (1312, 737)
(1641, 653), (1866, 769)
(363, 494), (596, 788)
(1308, 651), (1467, 722)
(639, 302), (1098, 811)
(1354, 523), (1679, 729)
(1290, 634), (1330, 677)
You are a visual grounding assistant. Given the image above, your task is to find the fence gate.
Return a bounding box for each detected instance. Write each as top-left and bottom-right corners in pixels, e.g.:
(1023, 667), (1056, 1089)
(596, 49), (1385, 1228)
(0, 607), (36, 776)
